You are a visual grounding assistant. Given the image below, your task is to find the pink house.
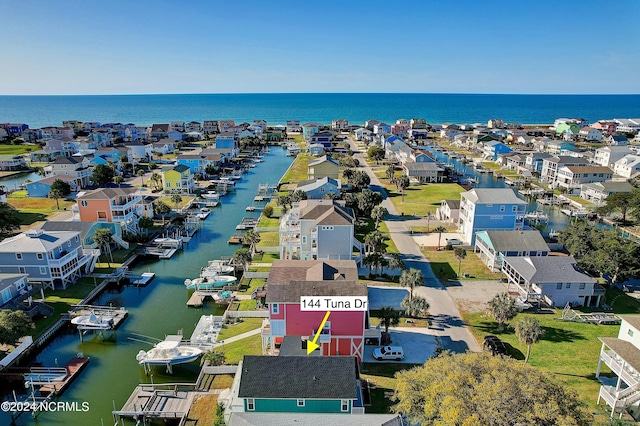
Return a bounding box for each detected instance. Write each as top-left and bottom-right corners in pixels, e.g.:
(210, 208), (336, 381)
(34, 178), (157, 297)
(261, 260), (376, 361)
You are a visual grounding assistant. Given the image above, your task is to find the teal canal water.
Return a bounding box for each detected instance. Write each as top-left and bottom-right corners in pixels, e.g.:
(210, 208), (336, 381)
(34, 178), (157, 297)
(0, 148), (293, 425)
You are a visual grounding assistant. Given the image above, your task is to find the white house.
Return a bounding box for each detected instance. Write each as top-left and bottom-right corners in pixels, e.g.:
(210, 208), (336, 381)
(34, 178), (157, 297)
(594, 146), (632, 168)
(555, 165), (613, 194)
(580, 181), (635, 205)
(613, 155), (640, 179)
(579, 126), (603, 141)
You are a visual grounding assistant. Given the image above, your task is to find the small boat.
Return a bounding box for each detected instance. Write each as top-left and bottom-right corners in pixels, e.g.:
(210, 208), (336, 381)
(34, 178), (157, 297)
(184, 275), (237, 289)
(136, 336), (202, 367)
(201, 191), (220, 200)
(71, 313), (114, 330)
(197, 208), (211, 220)
(202, 260), (235, 275)
(525, 210), (549, 222)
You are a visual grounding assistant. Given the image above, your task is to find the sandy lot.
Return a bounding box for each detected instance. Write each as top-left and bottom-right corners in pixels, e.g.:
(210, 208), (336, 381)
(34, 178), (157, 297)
(444, 279), (508, 315)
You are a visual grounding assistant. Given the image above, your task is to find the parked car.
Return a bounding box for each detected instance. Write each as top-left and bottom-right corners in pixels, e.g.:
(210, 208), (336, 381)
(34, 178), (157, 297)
(373, 346), (404, 361)
(446, 238), (463, 246)
(482, 335), (508, 356)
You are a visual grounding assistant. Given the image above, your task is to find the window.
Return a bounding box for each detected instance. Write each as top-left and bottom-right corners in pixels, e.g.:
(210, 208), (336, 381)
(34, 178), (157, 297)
(628, 329), (634, 338)
(16, 253), (22, 260)
(556, 283), (563, 290)
(19, 267), (26, 274)
(247, 399), (255, 411)
(81, 200), (88, 207)
(37, 253), (44, 260)
(297, 399), (305, 407)
(301, 236), (307, 244)
(512, 206), (517, 212)
(565, 283), (571, 289)
(500, 205), (505, 212)
(40, 267), (47, 274)
(579, 283), (585, 290)
(341, 399), (349, 412)
(272, 304), (279, 314)
(486, 204), (493, 207)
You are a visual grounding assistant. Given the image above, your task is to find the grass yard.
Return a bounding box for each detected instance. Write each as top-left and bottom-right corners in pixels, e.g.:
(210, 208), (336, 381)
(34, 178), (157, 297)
(8, 191), (75, 217)
(256, 231), (279, 247)
(410, 224), (458, 233)
(280, 154), (309, 184)
(186, 394), (222, 426)
(379, 222), (398, 253)
(421, 247), (499, 281)
(359, 363), (419, 413)
(257, 214), (280, 227)
(250, 251), (279, 263)
(383, 183), (465, 216)
(0, 145), (38, 155)
(222, 333), (262, 364)
(33, 281), (97, 338)
(463, 310), (619, 409)
(218, 318), (262, 340)
(238, 278), (265, 295)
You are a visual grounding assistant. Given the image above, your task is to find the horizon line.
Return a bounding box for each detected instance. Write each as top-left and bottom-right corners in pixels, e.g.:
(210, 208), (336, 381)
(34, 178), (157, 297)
(1, 92), (640, 97)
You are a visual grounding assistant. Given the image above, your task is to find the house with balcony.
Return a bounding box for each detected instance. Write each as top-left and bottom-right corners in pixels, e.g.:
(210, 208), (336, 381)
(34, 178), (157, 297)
(0, 155), (27, 171)
(226, 355), (366, 421)
(286, 120), (301, 133)
(44, 156), (92, 188)
(540, 155), (590, 184)
(555, 165), (613, 194)
(458, 188), (527, 245)
(261, 259), (372, 360)
(0, 273), (33, 309)
(580, 181), (634, 205)
(215, 132), (236, 150)
(594, 146), (632, 168)
(436, 199), (460, 223)
(332, 119), (349, 132)
(501, 255), (601, 307)
(308, 156), (339, 180)
(219, 120), (235, 133)
(403, 162), (444, 183)
(482, 141), (512, 161)
(0, 229), (99, 290)
(474, 230), (549, 271)
(162, 164), (195, 194)
(613, 155), (640, 179)
(76, 187), (145, 236)
(203, 120), (219, 134)
(302, 123), (321, 141)
(596, 316), (640, 419)
(26, 175), (77, 198)
(279, 200), (358, 261)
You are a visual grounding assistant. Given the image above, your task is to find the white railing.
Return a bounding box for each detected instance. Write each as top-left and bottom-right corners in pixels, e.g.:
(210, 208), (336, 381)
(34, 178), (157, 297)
(48, 249), (78, 267)
(601, 350), (640, 388)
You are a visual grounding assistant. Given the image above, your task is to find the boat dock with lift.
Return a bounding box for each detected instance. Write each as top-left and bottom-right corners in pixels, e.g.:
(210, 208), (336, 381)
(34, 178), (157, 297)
(65, 304), (129, 340)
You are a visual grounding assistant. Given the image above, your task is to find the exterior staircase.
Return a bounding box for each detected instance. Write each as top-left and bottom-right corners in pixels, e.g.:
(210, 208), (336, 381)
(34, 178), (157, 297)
(111, 234), (130, 249)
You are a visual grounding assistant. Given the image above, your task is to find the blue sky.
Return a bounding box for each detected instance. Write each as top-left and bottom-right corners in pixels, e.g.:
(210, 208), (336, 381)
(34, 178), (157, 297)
(1, 0), (639, 95)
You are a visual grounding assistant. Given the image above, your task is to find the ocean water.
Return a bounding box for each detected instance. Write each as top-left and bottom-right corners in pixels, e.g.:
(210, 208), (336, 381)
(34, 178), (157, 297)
(0, 93), (639, 128)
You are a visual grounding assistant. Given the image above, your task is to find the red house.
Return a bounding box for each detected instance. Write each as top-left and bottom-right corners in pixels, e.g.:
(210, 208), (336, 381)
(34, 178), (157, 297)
(261, 260), (376, 361)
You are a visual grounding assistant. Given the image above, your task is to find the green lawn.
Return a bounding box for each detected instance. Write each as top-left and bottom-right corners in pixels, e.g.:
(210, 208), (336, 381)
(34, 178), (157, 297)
(0, 144), (39, 155)
(359, 363), (419, 413)
(280, 154), (309, 184)
(382, 183), (465, 216)
(421, 247), (499, 281)
(218, 318), (262, 340)
(256, 231), (279, 247)
(250, 252), (278, 263)
(33, 281), (97, 338)
(463, 310), (619, 409)
(238, 278), (265, 295)
(221, 334), (262, 364)
(8, 191), (75, 217)
(257, 214), (280, 227)
(378, 222), (398, 253)
(410, 224), (458, 233)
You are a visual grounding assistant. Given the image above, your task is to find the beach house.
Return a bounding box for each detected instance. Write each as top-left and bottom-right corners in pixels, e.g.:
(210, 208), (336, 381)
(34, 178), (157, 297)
(580, 181), (635, 205)
(502, 256), (601, 307)
(474, 230), (549, 271)
(555, 165), (613, 194)
(279, 200), (358, 261)
(162, 164), (195, 194)
(402, 162), (444, 183)
(44, 156), (92, 188)
(308, 156), (339, 180)
(458, 188), (527, 244)
(261, 259), (372, 360)
(613, 155), (640, 179)
(0, 229), (99, 290)
(0, 273), (33, 309)
(540, 155), (590, 184)
(295, 177), (341, 199)
(595, 316), (640, 419)
(0, 155), (27, 171)
(76, 187), (145, 237)
(594, 146), (632, 168)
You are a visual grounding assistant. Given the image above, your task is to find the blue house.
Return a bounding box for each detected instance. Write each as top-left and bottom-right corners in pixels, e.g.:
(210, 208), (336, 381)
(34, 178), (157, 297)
(474, 230), (549, 271)
(525, 152), (553, 175)
(302, 123), (320, 141)
(295, 177), (341, 199)
(309, 131), (334, 149)
(4, 123), (29, 136)
(215, 133), (236, 150)
(26, 175), (76, 198)
(483, 141), (512, 161)
(459, 188), (527, 244)
(233, 356), (363, 414)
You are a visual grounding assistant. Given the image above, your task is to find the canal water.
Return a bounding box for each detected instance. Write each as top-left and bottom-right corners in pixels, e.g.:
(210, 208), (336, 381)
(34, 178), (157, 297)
(0, 147), (293, 425)
(424, 147), (572, 235)
(0, 171), (40, 191)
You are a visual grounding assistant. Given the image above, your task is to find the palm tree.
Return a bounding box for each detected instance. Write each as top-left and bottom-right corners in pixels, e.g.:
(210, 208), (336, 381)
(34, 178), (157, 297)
(342, 168), (355, 187)
(487, 292), (518, 332)
(244, 229), (261, 255)
(431, 226), (447, 250)
(454, 247), (467, 275)
(171, 193), (183, 211)
(94, 228), (114, 267)
(150, 173), (162, 191)
(113, 175), (124, 187)
(395, 174), (410, 202)
(378, 306), (400, 334)
(387, 252), (405, 273)
(514, 317), (545, 363)
(137, 169), (145, 187)
(371, 206), (388, 230)
(200, 350), (226, 366)
(364, 230), (385, 254)
(232, 248), (252, 272)
(401, 295), (430, 318)
(386, 164), (395, 183)
(399, 268), (424, 301)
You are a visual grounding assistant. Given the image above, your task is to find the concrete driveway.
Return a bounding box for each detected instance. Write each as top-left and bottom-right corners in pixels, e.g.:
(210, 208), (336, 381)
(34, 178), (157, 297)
(363, 327), (437, 364)
(413, 232), (466, 248)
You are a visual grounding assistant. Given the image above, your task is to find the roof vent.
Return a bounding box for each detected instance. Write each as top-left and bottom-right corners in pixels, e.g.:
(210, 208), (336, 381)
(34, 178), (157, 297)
(25, 230), (44, 238)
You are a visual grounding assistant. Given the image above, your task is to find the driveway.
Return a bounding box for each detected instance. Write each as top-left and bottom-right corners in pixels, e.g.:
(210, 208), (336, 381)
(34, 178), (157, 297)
(363, 327), (438, 364)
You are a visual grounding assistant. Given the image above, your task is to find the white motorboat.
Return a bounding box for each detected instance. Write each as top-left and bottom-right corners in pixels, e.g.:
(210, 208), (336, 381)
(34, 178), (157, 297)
(184, 275), (237, 290)
(197, 208), (211, 220)
(201, 260), (234, 276)
(71, 313), (114, 330)
(524, 210), (549, 222)
(201, 191), (220, 200)
(136, 335), (202, 367)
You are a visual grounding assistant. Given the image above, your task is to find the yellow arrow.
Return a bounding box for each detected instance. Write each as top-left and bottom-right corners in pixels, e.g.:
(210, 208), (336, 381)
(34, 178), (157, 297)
(307, 311), (331, 355)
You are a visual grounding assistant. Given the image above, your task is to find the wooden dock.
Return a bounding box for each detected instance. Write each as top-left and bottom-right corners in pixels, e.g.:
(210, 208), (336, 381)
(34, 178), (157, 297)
(113, 383), (204, 425)
(187, 293), (205, 307)
(39, 357), (89, 395)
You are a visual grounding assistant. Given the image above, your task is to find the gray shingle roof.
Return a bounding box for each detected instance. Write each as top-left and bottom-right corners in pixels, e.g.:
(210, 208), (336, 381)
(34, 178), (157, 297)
(503, 256), (595, 283)
(299, 200), (354, 226)
(483, 230), (549, 253)
(238, 356), (358, 399)
(77, 187), (138, 200)
(308, 155), (339, 167)
(266, 280), (367, 303)
(599, 337), (640, 374)
(267, 260), (358, 285)
(621, 315), (640, 332)
(462, 188), (527, 205)
(403, 162), (443, 171)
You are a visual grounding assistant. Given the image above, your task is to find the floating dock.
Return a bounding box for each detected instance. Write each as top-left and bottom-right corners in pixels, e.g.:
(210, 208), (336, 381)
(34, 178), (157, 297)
(68, 305), (129, 330)
(132, 272), (156, 286)
(39, 357), (90, 396)
(189, 315), (223, 346)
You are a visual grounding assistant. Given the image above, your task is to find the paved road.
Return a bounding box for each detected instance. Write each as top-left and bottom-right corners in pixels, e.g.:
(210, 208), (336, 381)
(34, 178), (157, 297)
(348, 137), (480, 353)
